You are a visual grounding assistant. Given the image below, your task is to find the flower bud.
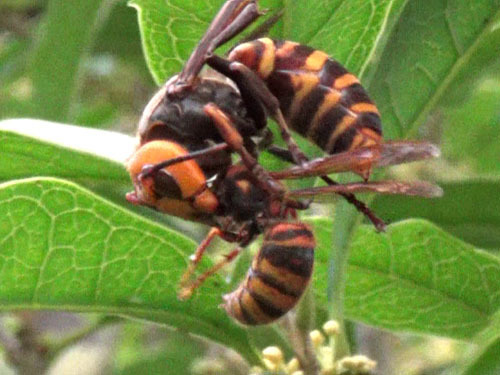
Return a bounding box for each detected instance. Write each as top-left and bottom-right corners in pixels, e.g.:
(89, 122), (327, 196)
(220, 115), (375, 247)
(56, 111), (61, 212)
(309, 329), (325, 348)
(322, 320), (340, 336)
(249, 366), (264, 375)
(262, 346), (284, 371)
(337, 354), (376, 374)
(286, 357), (300, 373)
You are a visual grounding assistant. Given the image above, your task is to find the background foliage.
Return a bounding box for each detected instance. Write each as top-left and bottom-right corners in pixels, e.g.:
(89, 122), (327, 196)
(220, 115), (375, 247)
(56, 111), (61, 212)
(1, 0), (500, 374)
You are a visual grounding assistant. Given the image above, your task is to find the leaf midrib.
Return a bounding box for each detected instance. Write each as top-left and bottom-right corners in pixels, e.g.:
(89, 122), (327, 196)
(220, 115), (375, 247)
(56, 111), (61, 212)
(357, 0), (404, 80)
(405, 6), (500, 138)
(348, 261), (490, 320)
(301, 0), (346, 44)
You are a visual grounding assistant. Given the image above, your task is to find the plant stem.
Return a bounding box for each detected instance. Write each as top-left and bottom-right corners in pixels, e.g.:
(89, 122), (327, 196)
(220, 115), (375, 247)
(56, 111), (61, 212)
(295, 283), (315, 334)
(328, 200), (360, 360)
(0, 312), (50, 375)
(295, 286), (319, 375)
(280, 314), (319, 375)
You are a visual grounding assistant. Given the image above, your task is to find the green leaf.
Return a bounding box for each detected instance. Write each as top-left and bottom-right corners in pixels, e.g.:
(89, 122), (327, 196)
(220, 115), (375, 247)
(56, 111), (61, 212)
(129, 0), (281, 84)
(0, 125), (129, 183)
(129, 0), (225, 84)
(0, 177), (263, 363)
(459, 311), (500, 375)
(29, 0), (105, 121)
(309, 218), (500, 339)
(288, 0), (409, 81)
(371, 179), (500, 249)
(283, 0), (343, 42)
(93, 1), (146, 67)
(3, 177), (494, 350)
(441, 81), (500, 176)
(0, 120), (133, 209)
(368, 1), (500, 139)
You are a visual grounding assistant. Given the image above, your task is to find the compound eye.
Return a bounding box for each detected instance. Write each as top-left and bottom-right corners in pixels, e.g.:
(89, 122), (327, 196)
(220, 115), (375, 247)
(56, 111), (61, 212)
(152, 169), (183, 200)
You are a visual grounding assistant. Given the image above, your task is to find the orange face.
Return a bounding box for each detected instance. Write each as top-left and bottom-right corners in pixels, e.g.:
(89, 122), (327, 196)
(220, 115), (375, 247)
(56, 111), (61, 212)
(126, 140), (219, 223)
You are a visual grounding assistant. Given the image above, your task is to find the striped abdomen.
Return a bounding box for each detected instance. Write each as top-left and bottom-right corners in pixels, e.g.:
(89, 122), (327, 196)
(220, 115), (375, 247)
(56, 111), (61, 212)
(228, 38), (382, 154)
(223, 221), (315, 325)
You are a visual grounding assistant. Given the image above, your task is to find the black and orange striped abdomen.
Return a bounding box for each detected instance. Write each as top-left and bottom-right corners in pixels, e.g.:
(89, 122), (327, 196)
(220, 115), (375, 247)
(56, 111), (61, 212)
(228, 38), (382, 155)
(223, 221), (315, 325)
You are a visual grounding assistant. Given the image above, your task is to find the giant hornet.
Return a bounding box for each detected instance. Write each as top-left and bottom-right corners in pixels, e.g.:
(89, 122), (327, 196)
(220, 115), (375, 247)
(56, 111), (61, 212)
(126, 0), (442, 325)
(128, 141), (439, 325)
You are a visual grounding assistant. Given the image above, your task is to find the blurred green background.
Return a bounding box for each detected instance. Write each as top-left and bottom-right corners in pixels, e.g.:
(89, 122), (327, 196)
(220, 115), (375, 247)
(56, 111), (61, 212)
(1, 0), (500, 374)
(0, 0), (155, 130)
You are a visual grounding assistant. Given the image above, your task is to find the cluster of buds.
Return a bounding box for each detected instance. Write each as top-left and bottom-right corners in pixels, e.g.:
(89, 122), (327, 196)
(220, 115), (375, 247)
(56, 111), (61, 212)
(249, 320), (376, 375)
